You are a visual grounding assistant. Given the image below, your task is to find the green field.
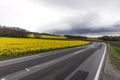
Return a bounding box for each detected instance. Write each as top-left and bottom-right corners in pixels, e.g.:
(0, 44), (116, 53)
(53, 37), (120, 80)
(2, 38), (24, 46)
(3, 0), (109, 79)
(108, 44), (120, 70)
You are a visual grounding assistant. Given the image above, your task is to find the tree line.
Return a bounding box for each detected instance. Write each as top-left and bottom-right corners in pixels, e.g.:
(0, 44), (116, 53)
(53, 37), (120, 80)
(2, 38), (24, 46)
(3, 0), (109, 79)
(0, 26), (29, 37)
(99, 36), (120, 41)
(0, 26), (88, 40)
(65, 35), (87, 40)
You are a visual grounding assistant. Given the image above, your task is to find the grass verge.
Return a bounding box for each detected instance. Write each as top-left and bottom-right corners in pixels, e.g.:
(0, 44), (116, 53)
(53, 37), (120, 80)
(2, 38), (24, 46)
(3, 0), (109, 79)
(108, 44), (120, 70)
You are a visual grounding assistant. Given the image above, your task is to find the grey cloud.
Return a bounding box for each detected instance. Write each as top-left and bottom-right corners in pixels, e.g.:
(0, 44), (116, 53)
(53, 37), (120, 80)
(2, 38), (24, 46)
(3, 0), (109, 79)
(52, 25), (120, 35)
(48, 12), (120, 36)
(32, 0), (120, 36)
(34, 0), (120, 10)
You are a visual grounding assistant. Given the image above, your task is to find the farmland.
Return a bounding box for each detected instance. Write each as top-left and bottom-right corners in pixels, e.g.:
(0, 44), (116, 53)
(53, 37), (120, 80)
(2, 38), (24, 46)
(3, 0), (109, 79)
(27, 34), (66, 39)
(106, 41), (120, 47)
(0, 37), (90, 60)
(41, 35), (66, 39)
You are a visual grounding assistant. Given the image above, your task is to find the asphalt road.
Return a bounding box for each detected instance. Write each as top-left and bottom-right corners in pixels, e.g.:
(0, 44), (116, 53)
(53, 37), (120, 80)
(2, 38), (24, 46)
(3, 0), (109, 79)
(0, 42), (106, 80)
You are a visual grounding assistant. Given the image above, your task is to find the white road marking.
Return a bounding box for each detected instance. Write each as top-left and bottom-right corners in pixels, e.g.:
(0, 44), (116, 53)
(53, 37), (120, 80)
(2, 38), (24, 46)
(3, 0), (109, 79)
(94, 43), (106, 80)
(64, 43), (102, 80)
(0, 45), (88, 67)
(25, 68), (30, 72)
(1, 48), (89, 80)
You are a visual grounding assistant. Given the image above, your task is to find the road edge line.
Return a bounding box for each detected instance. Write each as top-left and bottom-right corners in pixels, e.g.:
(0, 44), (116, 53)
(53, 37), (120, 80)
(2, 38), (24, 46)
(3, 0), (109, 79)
(94, 43), (106, 80)
(0, 48), (88, 80)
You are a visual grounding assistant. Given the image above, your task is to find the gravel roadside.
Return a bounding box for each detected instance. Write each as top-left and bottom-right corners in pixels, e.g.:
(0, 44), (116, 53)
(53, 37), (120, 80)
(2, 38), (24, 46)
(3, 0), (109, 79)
(101, 52), (120, 80)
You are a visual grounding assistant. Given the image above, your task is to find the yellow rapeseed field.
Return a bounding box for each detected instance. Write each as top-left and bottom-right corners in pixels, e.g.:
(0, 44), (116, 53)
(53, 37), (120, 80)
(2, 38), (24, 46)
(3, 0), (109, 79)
(41, 35), (66, 39)
(0, 37), (90, 60)
(27, 34), (66, 39)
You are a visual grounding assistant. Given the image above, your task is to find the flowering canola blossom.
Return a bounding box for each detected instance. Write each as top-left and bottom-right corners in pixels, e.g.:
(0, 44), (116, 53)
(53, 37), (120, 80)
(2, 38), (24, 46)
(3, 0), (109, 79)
(41, 35), (66, 39)
(0, 38), (90, 59)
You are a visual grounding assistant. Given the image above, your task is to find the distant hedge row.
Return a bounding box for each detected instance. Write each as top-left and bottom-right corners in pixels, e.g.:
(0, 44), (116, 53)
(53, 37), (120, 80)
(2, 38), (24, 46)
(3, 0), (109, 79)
(99, 36), (120, 41)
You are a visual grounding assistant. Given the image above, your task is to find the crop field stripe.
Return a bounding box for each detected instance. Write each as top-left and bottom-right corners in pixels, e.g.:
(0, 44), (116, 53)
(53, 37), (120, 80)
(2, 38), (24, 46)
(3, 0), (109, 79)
(0, 37), (90, 60)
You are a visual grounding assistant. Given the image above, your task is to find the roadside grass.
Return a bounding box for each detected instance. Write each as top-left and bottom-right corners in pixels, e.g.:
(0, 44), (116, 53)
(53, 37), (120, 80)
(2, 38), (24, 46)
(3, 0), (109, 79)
(108, 44), (120, 70)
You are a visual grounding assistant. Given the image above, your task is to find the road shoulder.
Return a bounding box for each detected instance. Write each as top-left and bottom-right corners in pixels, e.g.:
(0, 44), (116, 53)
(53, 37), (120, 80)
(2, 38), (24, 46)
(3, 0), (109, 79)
(102, 52), (120, 80)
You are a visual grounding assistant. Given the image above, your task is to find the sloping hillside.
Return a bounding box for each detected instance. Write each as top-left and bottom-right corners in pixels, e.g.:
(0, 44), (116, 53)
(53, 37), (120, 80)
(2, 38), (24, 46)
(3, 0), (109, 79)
(0, 26), (29, 37)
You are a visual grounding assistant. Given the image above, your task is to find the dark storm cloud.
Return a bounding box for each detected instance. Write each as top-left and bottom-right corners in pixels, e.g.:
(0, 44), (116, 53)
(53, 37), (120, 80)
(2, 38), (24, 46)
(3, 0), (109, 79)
(32, 0), (120, 36)
(52, 24), (120, 35)
(47, 12), (120, 35)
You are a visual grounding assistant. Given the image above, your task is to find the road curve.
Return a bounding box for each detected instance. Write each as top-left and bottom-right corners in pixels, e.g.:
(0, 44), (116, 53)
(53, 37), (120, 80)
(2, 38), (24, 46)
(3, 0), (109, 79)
(0, 42), (106, 80)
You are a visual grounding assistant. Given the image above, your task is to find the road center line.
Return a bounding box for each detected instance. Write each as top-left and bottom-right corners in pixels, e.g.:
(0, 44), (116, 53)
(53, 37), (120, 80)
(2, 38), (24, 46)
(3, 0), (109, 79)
(0, 48), (90, 80)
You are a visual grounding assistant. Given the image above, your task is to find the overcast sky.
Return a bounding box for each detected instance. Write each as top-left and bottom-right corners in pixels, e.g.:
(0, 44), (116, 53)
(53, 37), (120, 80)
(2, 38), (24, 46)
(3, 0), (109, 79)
(0, 0), (120, 37)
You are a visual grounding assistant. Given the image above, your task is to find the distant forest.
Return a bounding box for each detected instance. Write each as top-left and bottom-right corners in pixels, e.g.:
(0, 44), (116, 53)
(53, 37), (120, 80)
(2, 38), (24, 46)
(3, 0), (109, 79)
(64, 35), (87, 40)
(0, 26), (29, 37)
(0, 26), (88, 40)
